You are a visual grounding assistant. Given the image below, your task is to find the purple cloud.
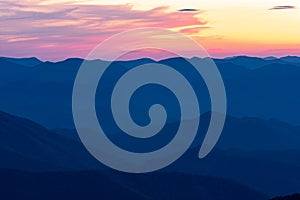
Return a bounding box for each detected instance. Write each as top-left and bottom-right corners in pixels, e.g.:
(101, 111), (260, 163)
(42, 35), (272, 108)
(178, 9), (199, 12)
(269, 5), (296, 10)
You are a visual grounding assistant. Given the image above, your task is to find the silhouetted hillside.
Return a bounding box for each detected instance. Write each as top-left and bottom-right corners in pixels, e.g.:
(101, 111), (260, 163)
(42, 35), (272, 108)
(166, 147), (300, 196)
(0, 111), (102, 170)
(0, 110), (299, 196)
(270, 193), (300, 200)
(0, 170), (267, 200)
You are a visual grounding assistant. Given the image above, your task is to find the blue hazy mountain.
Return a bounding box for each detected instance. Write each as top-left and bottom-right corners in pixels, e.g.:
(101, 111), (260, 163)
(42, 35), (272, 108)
(1, 56), (300, 128)
(0, 57), (42, 67)
(165, 147), (300, 196)
(0, 56), (300, 197)
(0, 110), (270, 200)
(0, 109), (299, 196)
(213, 56), (283, 69)
(279, 56), (300, 64)
(0, 110), (103, 171)
(213, 55), (300, 69)
(53, 113), (300, 152)
(53, 114), (300, 196)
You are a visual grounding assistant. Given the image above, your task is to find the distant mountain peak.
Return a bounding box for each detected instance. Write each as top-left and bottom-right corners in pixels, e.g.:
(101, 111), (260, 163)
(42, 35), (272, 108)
(0, 57), (42, 67)
(280, 56), (300, 63)
(263, 56), (278, 60)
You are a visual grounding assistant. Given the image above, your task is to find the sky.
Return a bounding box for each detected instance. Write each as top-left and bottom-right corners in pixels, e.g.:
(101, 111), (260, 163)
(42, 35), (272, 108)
(0, 0), (299, 61)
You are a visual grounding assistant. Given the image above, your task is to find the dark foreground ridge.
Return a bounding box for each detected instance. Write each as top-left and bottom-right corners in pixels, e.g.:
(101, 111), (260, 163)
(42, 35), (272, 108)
(0, 170), (267, 200)
(270, 194), (300, 200)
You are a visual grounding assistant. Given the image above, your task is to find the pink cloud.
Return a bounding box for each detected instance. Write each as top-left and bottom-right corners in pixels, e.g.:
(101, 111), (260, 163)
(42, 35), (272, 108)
(0, 2), (206, 61)
(179, 26), (210, 35)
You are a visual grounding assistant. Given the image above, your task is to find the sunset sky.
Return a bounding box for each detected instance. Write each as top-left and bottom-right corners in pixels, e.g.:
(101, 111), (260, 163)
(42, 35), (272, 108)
(0, 0), (299, 61)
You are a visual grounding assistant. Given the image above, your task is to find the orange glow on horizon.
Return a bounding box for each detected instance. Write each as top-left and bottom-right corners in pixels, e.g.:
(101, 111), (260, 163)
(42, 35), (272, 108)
(0, 0), (299, 60)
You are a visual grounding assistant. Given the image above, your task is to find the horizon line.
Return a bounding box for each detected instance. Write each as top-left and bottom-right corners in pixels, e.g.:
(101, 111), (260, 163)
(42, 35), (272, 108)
(1, 55), (300, 63)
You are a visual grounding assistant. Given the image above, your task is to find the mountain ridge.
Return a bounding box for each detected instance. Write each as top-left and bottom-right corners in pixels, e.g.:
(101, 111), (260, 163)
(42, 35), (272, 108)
(0, 109), (299, 195)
